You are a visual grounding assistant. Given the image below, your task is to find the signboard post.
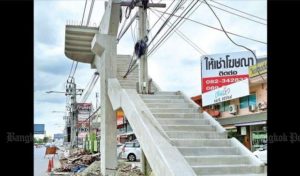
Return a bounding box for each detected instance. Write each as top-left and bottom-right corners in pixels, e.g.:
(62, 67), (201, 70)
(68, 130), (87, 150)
(201, 51), (256, 93)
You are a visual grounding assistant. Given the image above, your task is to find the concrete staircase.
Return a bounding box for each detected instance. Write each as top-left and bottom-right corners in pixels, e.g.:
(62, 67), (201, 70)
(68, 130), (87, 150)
(110, 55), (265, 176)
(116, 55), (159, 92)
(141, 92), (265, 176)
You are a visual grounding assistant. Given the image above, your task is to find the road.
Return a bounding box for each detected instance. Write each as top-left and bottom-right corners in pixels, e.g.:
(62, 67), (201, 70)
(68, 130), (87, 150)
(34, 146), (61, 176)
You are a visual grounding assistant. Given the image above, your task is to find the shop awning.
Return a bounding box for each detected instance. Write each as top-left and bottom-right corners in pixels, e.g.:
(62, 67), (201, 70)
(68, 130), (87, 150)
(223, 125), (236, 129)
(235, 121), (266, 127)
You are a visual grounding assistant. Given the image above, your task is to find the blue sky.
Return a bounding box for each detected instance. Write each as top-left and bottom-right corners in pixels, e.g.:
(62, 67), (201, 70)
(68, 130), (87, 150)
(34, 0), (267, 137)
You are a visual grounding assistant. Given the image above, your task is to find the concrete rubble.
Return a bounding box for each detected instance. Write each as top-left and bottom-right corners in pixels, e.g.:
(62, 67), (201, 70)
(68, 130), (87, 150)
(51, 148), (144, 176)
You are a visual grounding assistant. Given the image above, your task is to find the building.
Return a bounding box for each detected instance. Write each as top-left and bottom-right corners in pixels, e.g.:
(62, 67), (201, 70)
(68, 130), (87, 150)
(192, 59), (267, 151)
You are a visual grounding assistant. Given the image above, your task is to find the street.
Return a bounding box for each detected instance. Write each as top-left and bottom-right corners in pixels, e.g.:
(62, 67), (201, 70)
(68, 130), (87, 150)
(34, 146), (61, 176)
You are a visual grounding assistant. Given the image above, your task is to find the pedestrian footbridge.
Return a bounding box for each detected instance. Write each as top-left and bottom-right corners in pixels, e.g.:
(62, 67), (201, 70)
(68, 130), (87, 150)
(106, 55), (266, 176)
(64, 25), (265, 176)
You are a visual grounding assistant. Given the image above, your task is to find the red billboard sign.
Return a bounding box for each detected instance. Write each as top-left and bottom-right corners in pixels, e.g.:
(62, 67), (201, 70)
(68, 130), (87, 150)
(201, 51), (256, 93)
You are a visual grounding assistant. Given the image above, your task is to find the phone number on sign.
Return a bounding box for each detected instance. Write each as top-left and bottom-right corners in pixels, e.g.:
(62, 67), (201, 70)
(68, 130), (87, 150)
(205, 77), (246, 85)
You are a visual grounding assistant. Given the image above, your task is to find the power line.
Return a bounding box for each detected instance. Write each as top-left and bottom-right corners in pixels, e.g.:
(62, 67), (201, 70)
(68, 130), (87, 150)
(149, 7), (207, 56)
(81, 73), (99, 103)
(81, 0), (88, 26)
(148, 0), (186, 47)
(82, 105), (101, 123)
(210, 0), (266, 21)
(148, 0), (176, 32)
(207, 2), (266, 26)
(152, 9), (267, 45)
(117, 8), (129, 40)
(148, 0), (199, 55)
(86, 0), (96, 26)
(71, 62), (78, 78)
(148, 0), (205, 56)
(203, 0), (264, 81)
(68, 61), (74, 79)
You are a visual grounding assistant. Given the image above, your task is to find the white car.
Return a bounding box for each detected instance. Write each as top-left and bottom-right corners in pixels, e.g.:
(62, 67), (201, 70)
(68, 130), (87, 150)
(120, 141), (141, 161)
(253, 145), (267, 165)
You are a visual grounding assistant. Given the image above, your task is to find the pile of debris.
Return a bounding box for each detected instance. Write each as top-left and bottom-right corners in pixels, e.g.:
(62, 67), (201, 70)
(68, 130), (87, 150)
(53, 148), (100, 174)
(116, 162), (144, 176)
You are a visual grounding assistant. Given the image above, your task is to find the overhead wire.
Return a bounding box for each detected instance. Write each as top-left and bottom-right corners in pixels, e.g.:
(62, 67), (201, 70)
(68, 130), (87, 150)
(203, 0), (265, 81)
(210, 0), (267, 21)
(149, 6), (207, 56)
(148, 0), (199, 55)
(71, 0), (96, 79)
(148, 0), (176, 32)
(86, 0), (96, 26)
(81, 73), (99, 103)
(80, 73), (96, 102)
(147, 0), (186, 47)
(81, 0), (88, 26)
(117, 8), (129, 41)
(152, 9), (267, 45)
(125, 0), (192, 77)
(207, 2), (266, 25)
(148, 0), (206, 56)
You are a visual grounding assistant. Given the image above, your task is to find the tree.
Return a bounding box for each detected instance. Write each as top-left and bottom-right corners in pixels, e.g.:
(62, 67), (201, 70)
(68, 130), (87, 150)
(43, 136), (49, 143)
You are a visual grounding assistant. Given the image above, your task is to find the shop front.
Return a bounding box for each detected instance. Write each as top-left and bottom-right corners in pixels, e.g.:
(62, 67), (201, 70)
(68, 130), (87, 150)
(217, 112), (267, 151)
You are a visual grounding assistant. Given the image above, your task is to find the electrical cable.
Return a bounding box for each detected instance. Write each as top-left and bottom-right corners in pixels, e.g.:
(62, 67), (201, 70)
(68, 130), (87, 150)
(81, 0), (88, 25)
(125, 0), (136, 19)
(148, 0), (186, 47)
(203, 0), (264, 81)
(117, 8), (128, 41)
(210, 0), (266, 21)
(86, 0), (96, 26)
(148, 0), (204, 56)
(148, 0), (176, 32)
(208, 3), (266, 25)
(149, 7), (206, 56)
(152, 9), (267, 45)
(148, 0), (199, 55)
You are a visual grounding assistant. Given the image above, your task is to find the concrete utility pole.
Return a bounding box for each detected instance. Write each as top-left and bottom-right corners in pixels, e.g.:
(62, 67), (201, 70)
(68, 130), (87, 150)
(89, 1), (165, 175)
(121, 0), (165, 94)
(138, 5), (148, 94)
(66, 77), (83, 150)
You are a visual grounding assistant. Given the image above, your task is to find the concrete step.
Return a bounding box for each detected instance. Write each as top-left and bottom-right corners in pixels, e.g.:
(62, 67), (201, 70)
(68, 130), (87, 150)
(166, 131), (226, 139)
(141, 95), (183, 99)
(121, 85), (137, 89)
(154, 91), (180, 95)
(178, 147), (239, 156)
(117, 71), (138, 75)
(117, 77), (138, 81)
(119, 82), (137, 87)
(192, 164), (264, 175)
(117, 68), (139, 72)
(149, 108), (199, 113)
(146, 103), (192, 108)
(144, 99), (186, 103)
(157, 118), (209, 125)
(162, 125), (215, 132)
(153, 113), (202, 118)
(117, 78), (139, 83)
(118, 80), (138, 84)
(171, 139), (232, 147)
(185, 155), (250, 166)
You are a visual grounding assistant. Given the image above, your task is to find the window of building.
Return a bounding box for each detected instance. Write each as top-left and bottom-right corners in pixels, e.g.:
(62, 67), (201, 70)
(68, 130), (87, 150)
(240, 94), (257, 109)
(217, 101), (230, 112)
